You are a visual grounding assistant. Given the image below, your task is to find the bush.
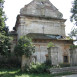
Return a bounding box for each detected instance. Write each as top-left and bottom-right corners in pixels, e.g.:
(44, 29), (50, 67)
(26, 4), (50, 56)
(25, 63), (49, 74)
(0, 56), (21, 69)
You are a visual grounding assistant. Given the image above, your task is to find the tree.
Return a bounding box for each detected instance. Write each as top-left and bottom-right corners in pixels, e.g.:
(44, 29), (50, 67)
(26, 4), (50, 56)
(70, 0), (77, 26)
(0, 33), (12, 57)
(0, 0), (11, 57)
(0, 0), (7, 35)
(69, 28), (77, 39)
(14, 36), (35, 71)
(69, 0), (77, 40)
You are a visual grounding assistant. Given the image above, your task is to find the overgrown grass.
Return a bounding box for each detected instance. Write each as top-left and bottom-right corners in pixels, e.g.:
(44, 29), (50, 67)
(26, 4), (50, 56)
(0, 68), (72, 77)
(0, 68), (52, 77)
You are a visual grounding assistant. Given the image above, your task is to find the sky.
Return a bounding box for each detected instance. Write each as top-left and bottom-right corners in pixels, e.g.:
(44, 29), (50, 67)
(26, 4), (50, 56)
(4, 0), (74, 35)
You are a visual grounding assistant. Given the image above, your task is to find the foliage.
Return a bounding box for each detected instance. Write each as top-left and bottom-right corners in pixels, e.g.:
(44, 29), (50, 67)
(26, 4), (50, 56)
(0, 68), (73, 77)
(0, 0), (7, 35)
(0, 0), (11, 57)
(0, 33), (12, 56)
(70, 45), (77, 49)
(0, 57), (21, 69)
(65, 36), (73, 40)
(69, 0), (77, 40)
(69, 28), (77, 39)
(47, 42), (55, 48)
(70, 0), (77, 26)
(14, 36), (35, 57)
(24, 63), (50, 74)
(0, 69), (53, 77)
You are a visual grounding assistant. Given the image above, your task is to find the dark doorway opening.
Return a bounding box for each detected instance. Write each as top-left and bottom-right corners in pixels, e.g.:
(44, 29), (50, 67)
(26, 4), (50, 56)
(64, 56), (68, 63)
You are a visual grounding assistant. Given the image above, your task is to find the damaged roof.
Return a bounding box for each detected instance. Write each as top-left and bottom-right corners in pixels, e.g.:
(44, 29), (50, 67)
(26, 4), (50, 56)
(27, 33), (63, 40)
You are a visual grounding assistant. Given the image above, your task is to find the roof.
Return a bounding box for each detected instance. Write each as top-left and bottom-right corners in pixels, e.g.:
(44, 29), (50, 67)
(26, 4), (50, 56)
(20, 0), (63, 19)
(27, 33), (74, 41)
(27, 33), (63, 40)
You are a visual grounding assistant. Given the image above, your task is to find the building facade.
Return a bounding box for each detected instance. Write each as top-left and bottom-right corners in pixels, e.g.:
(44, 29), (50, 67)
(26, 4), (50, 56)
(12, 0), (73, 65)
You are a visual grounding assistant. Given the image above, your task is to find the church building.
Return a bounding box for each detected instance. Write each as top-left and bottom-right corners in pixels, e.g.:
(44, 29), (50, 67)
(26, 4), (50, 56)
(11, 0), (73, 65)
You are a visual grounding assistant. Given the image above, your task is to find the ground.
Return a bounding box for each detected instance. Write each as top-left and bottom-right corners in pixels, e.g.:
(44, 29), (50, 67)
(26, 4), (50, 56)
(0, 68), (52, 77)
(0, 68), (73, 77)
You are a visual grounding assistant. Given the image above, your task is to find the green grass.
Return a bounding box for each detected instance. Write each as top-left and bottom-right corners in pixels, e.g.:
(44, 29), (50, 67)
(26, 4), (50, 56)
(0, 68), (72, 77)
(0, 68), (53, 77)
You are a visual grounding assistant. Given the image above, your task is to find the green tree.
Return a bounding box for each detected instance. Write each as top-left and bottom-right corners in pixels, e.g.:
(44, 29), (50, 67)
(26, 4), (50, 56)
(14, 36), (35, 71)
(14, 36), (35, 57)
(69, 28), (77, 39)
(0, 0), (7, 35)
(0, 33), (12, 56)
(69, 0), (77, 40)
(70, 0), (77, 26)
(0, 0), (11, 57)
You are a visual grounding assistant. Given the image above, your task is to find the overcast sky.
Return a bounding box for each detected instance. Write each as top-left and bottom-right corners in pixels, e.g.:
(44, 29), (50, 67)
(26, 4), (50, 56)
(4, 0), (74, 35)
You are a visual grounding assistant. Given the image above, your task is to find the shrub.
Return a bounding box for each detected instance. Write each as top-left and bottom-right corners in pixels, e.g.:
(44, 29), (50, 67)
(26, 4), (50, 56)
(0, 56), (21, 69)
(47, 42), (55, 48)
(14, 36), (35, 57)
(70, 45), (77, 50)
(25, 63), (49, 74)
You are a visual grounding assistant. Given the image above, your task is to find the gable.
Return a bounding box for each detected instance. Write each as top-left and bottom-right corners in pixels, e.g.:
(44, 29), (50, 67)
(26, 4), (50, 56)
(20, 0), (63, 19)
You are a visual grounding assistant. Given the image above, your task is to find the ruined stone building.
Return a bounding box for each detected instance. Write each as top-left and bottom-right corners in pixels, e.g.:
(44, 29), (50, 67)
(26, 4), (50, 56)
(11, 0), (74, 65)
